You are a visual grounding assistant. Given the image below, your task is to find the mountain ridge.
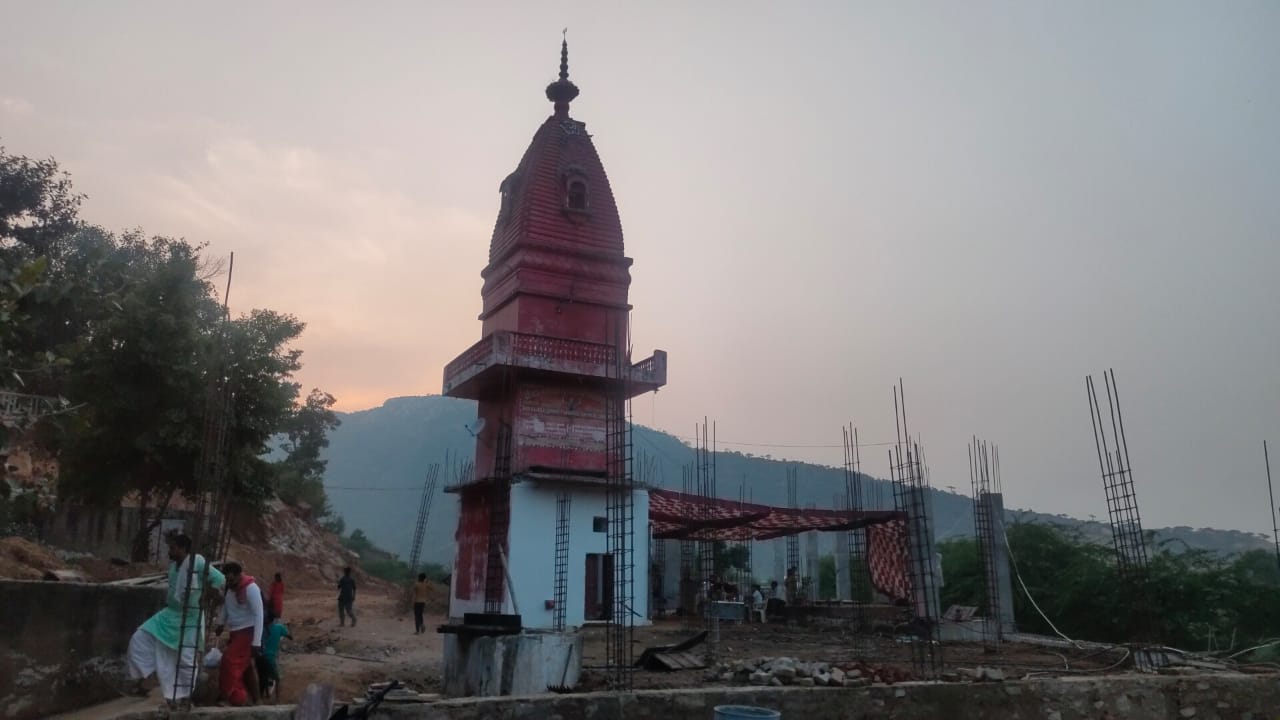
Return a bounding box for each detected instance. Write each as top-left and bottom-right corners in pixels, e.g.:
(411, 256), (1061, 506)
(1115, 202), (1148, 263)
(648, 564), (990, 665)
(321, 395), (1271, 567)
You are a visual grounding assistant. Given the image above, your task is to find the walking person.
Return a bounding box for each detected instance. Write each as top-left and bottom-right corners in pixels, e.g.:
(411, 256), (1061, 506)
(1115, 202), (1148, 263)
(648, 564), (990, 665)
(255, 616), (291, 701)
(265, 572), (284, 625)
(126, 533), (225, 708)
(337, 567), (357, 627)
(411, 573), (429, 634)
(215, 562), (264, 706)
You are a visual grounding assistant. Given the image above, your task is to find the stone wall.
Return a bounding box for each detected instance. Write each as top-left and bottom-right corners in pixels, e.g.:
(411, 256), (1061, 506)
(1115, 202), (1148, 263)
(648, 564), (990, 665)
(107, 673), (1280, 720)
(0, 579), (166, 719)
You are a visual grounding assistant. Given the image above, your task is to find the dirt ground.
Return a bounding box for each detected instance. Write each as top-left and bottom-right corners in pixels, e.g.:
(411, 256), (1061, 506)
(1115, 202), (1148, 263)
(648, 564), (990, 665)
(52, 584), (1136, 719)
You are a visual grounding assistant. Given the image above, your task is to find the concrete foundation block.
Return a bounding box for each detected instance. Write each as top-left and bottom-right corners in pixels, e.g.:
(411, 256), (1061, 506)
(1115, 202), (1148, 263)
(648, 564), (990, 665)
(442, 631), (583, 697)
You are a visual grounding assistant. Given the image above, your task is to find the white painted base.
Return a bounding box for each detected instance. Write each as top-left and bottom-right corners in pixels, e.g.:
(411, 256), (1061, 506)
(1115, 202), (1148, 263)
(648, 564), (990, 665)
(441, 631), (583, 697)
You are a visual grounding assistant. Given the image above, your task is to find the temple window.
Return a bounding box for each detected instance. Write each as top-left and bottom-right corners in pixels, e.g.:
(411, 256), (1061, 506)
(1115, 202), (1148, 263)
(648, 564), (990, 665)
(566, 178), (588, 211)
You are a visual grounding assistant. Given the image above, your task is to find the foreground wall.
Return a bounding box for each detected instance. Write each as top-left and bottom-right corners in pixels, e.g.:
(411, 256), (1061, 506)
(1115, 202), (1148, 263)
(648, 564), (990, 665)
(111, 673), (1280, 720)
(0, 579), (165, 719)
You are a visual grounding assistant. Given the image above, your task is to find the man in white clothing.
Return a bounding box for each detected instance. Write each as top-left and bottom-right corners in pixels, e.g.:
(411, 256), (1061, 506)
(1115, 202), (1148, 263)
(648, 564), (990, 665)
(214, 562), (264, 706)
(126, 533), (225, 707)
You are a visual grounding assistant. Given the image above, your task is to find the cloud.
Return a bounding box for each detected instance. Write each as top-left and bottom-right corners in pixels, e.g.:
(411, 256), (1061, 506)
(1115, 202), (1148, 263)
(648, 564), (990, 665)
(128, 136), (493, 410)
(0, 96), (34, 117)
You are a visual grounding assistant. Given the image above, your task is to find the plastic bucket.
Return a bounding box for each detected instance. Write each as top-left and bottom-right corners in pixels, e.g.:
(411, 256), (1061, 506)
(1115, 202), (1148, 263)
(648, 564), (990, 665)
(713, 706), (781, 720)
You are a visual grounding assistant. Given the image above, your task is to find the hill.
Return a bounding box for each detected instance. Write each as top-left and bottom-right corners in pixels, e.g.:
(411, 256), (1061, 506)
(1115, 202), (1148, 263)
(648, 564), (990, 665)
(322, 396), (1271, 568)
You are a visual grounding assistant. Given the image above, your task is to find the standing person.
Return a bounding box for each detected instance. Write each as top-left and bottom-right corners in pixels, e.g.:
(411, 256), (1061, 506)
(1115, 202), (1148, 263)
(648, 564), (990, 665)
(215, 562), (264, 706)
(784, 567), (799, 605)
(255, 616), (291, 701)
(337, 567), (357, 627)
(265, 572), (284, 625)
(411, 573), (429, 635)
(126, 533), (225, 708)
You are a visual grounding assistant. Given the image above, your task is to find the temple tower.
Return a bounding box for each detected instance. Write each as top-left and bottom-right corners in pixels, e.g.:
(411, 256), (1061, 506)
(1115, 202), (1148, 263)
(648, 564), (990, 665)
(441, 40), (667, 628)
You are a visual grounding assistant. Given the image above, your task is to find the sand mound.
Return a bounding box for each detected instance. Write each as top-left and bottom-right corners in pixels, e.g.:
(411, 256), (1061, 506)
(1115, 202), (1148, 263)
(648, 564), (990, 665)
(0, 536), (67, 579)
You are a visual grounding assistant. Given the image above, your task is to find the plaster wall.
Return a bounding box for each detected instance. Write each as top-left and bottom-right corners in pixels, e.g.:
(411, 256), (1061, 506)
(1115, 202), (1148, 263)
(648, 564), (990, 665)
(452, 482), (649, 628)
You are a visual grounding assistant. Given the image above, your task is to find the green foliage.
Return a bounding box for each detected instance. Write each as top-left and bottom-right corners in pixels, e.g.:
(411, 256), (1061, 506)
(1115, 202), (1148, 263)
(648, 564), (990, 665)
(275, 388), (340, 517)
(339, 527), (447, 585)
(1, 144), (341, 549)
(818, 554), (836, 599)
(938, 522), (1280, 652)
(712, 541), (750, 572)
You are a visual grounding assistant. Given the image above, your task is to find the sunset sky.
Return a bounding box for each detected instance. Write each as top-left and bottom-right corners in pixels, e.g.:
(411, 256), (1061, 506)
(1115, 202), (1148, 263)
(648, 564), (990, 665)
(3, 2), (1278, 534)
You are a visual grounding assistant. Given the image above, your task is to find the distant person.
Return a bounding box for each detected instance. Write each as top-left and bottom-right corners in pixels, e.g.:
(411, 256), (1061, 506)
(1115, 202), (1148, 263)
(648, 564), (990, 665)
(338, 567), (357, 627)
(412, 573), (430, 634)
(265, 572), (284, 625)
(126, 533), (225, 707)
(215, 562), (264, 706)
(255, 617), (292, 701)
(785, 567), (799, 605)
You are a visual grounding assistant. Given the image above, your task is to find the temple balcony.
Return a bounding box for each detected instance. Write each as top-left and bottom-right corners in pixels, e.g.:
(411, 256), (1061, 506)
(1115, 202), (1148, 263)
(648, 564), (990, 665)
(442, 331), (667, 400)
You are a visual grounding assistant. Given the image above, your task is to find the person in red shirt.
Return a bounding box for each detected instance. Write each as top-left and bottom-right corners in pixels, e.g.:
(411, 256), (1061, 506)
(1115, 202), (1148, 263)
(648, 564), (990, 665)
(266, 573), (284, 624)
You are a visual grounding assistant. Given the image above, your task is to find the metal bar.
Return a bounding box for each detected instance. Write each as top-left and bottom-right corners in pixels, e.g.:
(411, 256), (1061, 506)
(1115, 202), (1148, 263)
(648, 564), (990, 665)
(1266, 441), (1279, 573)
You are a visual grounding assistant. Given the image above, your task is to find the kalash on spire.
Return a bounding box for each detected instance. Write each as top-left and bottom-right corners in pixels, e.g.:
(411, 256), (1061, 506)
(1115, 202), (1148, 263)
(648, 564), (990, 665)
(438, 38), (667, 628)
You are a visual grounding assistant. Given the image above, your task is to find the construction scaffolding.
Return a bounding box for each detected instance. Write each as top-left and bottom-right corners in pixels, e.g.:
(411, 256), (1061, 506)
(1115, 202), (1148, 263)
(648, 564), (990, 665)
(842, 424), (869, 629)
(173, 253), (238, 706)
(603, 321), (635, 690)
(407, 462), (442, 582)
(696, 419), (719, 661)
(890, 379), (942, 679)
(736, 479), (753, 602)
(553, 490), (571, 631)
(679, 462), (697, 631)
(785, 465), (800, 599)
(1086, 369), (1153, 642)
(485, 421), (514, 615)
(969, 437), (1003, 652)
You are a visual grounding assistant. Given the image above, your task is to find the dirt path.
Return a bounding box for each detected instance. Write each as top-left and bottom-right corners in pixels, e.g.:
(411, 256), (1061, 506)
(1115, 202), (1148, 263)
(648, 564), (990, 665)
(274, 587), (445, 704)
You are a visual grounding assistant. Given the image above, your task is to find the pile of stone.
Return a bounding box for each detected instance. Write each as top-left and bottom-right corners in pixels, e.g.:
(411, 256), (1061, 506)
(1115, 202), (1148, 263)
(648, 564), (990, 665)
(707, 657), (883, 688)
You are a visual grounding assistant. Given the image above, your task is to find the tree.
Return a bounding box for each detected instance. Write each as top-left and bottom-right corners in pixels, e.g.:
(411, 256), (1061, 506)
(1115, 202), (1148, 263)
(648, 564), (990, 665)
(275, 388), (341, 517)
(1, 145), (329, 554)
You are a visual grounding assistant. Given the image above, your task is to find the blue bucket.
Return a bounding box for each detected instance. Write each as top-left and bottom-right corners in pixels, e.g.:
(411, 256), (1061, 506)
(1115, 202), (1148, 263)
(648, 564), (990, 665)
(713, 706), (781, 720)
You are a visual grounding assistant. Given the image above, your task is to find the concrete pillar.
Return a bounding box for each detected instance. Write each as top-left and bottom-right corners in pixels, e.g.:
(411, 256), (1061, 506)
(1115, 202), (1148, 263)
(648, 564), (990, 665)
(805, 531), (820, 601)
(982, 492), (1017, 633)
(834, 531), (851, 601)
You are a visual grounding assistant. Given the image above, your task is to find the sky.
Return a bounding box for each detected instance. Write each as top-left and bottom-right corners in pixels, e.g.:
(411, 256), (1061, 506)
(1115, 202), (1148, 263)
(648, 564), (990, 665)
(2, 2), (1278, 535)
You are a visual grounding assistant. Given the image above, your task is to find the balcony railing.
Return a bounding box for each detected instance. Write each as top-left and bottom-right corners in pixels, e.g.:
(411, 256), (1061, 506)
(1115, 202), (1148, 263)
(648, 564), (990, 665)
(443, 331), (666, 397)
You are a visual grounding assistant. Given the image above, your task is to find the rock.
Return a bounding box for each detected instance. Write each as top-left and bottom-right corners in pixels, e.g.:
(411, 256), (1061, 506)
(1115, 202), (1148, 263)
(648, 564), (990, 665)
(795, 662), (812, 679)
(831, 668), (846, 684)
(844, 677), (870, 688)
(894, 688), (906, 698)
(1180, 709), (1197, 718)
(815, 662), (830, 674)
(795, 678), (816, 687)
(847, 668), (862, 678)
(814, 672), (831, 687)
(325, 646), (335, 655)
(769, 677), (783, 687)
(749, 672), (771, 686)
(774, 666), (797, 681)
